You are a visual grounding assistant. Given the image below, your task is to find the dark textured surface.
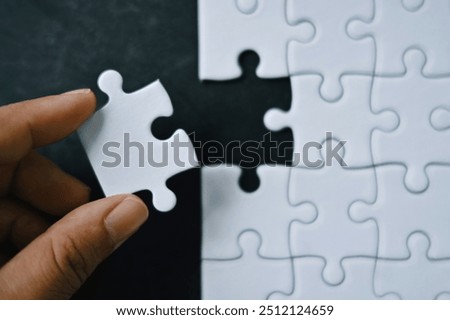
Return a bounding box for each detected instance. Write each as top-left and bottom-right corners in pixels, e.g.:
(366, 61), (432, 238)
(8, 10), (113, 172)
(0, 0), (292, 299)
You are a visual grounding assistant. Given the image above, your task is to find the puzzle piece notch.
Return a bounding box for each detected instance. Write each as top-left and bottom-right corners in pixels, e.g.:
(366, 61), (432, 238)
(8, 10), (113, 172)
(286, 0), (375, 101)
(202, 231), (293, 299)
(374, 232), (450, 299)
(202, 165), (317, 259)
(78, 70), (199, 212)
(270, 257), (399, 300)
(264, 75), (398, 168)
(199, 0), (315, 80)
(347, 0), (450, 76)
(350, 165), (450, 259)
(288, 161), (378, 285)
(430, 107), (450, 131)
(370, 49), (450, 192)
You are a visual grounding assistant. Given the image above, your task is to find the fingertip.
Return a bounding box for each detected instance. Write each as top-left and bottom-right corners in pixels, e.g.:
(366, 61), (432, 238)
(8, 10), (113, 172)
(82, 90), (97, 118)
(123, 194), (149, 213)
(108, 194), (150, 221)
(85, 194), (149, 218)
(59, 88), (97, 125)
(0, 193), (147, 299)
(102, 194), (149, 246)
(61, 89), (92, 96)
(0, 89), (98, 164)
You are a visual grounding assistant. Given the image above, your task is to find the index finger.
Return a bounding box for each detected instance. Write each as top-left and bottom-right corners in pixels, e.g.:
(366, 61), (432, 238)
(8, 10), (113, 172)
(0, 89), (96, 164)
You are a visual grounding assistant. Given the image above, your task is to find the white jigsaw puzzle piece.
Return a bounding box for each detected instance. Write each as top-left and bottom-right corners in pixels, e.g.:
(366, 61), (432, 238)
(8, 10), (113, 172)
(370, 49), (450, 192)
(288, 162), (378, 285)
(374, 232), (450, 299)
(350, 165), (450, 259)
(286, 0), (375, 101)
(202, 165), (316, 259)
(270, 257), (398, 300)
(78, 70), (199, 212)
(202, 231), (293, 299)
(264, 75), (398, 168)
(348, 0), (450, 76)
(198, 0), (315, 80)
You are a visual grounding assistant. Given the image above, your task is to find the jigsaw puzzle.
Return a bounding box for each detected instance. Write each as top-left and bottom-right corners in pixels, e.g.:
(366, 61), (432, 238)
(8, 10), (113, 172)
(79, 70), (198, 212)
(71, 0), (450, 299)
(200, 0), (450, 300)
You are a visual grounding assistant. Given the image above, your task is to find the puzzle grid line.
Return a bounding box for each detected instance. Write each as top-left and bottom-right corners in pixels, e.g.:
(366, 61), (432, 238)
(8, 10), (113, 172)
(200, 0), (450, 299)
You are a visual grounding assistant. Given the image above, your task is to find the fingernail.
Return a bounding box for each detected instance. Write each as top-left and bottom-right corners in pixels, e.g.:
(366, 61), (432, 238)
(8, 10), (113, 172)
(62, 89), (91, 95)
(105, 196), (149, 244)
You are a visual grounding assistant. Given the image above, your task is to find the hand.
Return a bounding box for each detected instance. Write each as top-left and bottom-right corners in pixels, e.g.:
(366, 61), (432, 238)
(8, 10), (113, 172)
(0, 89), (149, 299)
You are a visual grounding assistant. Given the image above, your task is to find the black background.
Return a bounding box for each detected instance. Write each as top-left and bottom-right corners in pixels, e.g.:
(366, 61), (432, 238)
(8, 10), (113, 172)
(0, 0), (293, 299)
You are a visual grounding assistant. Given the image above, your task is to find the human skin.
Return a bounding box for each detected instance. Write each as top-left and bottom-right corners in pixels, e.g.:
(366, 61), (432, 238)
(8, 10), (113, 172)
(0, 89), (149, 299)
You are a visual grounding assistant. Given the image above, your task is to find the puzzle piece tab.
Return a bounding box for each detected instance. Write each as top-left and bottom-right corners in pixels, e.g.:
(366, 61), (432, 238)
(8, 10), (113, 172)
(202, 231), (293, 299)
(198, 0), (314, 80)
(78, 70), (199, 212)
(430, 107), (450, 131)
(202, 165), (316, 259)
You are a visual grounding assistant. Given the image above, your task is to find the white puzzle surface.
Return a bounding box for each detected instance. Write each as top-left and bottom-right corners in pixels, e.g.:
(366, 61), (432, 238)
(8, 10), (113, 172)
(200, 0), (450, 299)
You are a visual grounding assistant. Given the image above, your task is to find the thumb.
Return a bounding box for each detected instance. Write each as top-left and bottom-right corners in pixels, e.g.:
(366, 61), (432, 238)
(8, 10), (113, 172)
(0, 194), (148, 299)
